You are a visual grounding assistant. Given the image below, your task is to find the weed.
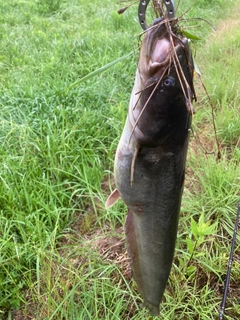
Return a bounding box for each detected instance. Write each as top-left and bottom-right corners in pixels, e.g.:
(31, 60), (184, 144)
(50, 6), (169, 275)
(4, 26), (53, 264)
(0, 0), (240, 319)
(37, 0), (62, 15)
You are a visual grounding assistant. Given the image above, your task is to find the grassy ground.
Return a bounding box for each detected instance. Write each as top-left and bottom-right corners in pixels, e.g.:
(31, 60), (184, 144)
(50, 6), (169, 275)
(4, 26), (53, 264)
(0, 0), (239, 319)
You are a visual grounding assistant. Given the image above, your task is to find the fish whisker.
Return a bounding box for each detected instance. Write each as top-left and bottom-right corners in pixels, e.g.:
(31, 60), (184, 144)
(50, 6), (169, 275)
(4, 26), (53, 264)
(129, 68), (168, 144)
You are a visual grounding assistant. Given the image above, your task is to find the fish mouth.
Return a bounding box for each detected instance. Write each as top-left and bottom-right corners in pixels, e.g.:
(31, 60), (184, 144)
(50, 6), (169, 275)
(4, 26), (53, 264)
(139, 20), (188, 80)
(140, 38), (170, 80)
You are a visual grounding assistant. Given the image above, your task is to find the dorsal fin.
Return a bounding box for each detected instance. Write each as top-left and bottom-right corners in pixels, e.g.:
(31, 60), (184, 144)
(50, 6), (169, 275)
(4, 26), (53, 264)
(105, 189), (120, 209)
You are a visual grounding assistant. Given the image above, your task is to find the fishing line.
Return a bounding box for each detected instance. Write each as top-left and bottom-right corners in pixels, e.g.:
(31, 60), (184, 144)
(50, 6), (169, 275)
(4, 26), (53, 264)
(219, 202), (240, 320)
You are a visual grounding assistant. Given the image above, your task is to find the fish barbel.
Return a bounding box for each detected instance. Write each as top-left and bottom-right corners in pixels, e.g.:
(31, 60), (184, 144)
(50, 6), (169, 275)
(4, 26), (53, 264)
(106, 18), (195, 316)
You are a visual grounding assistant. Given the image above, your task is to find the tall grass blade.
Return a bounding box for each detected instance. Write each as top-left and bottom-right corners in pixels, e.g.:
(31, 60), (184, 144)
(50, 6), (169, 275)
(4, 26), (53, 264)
(65, 52), (133, 90)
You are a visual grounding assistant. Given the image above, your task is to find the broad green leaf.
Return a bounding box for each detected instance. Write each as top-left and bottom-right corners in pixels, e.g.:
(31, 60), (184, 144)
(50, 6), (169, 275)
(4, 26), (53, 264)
(201, 222), (218, 236)
(183, 30), (201, 40)
(199, 212), (205, 226)
(186, 237), (194, 255)
(187, 265), (196, 276)
(191, 217), (199, 238)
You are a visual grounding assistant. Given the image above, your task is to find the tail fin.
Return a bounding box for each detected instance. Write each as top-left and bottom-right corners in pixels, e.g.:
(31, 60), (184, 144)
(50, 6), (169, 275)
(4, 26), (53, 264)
(125, 209), (160, 316)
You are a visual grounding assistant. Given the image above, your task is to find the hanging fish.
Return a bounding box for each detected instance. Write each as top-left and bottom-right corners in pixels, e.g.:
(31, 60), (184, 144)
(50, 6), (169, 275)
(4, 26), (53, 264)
(106, 1), (195, 315)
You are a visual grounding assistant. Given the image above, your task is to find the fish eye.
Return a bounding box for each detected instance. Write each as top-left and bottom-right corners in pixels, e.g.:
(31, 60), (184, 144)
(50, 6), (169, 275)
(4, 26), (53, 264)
(163, 77), (174, 87)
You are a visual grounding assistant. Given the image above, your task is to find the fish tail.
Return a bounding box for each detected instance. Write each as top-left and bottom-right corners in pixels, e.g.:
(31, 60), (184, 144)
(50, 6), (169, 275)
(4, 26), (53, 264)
(142, 301), (160, 316)
(125, 209), (160, 316)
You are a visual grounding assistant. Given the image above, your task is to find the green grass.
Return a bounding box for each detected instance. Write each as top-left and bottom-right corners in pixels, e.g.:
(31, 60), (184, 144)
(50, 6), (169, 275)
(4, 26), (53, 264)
(0, 0), (240, 319)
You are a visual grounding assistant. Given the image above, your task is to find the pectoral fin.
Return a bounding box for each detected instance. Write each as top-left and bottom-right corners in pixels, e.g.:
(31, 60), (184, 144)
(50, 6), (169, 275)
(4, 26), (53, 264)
(105, 189), (120, 209)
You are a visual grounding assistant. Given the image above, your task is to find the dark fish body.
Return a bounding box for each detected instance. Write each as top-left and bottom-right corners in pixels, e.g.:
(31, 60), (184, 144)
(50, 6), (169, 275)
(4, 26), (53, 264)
(107, 20), (195, 316)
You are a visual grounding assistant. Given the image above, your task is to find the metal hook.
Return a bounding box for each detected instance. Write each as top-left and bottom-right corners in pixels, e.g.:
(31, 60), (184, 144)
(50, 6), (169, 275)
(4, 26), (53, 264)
(138, 0), (175, 30)
(163, 0), (175, 19)
(138, 0), (151, 30)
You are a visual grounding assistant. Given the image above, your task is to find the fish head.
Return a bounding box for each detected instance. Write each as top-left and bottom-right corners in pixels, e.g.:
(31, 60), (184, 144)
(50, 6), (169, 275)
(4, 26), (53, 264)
(132, 19), (195, 148)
